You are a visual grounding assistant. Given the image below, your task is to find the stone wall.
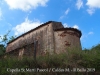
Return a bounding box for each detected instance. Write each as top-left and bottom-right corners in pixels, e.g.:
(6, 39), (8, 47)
(6, 21), (82, 58)
(6, 21), (64, 57)
(54, 29), (82, 54)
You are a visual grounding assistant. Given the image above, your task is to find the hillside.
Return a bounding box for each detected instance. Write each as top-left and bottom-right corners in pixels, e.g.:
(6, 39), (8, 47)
(0, 44), (100, 75)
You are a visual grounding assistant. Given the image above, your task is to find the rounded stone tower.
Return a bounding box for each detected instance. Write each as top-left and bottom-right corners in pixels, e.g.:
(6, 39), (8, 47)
(54, 27), (82, 54)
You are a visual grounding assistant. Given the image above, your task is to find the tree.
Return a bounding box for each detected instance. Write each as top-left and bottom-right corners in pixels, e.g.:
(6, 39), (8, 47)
(8, 36), (16, 42)
(0, 30), (16, 55)
(0, 44), (5, 55)
(0, 30), (10, 46)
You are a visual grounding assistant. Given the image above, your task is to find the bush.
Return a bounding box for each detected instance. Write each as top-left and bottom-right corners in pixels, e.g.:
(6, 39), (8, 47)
(0, 44), (100, 75)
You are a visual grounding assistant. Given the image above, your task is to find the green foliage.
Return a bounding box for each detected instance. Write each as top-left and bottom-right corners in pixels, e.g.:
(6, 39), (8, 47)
(0, 44), (100, 75)
(8, 36), (16, 42)
(0, 30), (16, 55)
(0, 30), (10, 45)
(81, 44), (100, 72)
(0, 30), (16, 46)
(0, 44), (5, 55)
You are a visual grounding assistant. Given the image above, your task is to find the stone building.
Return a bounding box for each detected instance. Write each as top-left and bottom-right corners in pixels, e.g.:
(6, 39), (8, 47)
(6, 21), (82, 58)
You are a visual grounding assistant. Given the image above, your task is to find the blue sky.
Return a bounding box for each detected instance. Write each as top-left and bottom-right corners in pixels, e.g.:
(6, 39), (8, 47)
(0, 0), (100, 49)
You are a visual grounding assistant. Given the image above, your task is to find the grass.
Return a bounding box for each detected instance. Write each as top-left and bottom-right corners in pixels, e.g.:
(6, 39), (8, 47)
(0, 44), (100, 75)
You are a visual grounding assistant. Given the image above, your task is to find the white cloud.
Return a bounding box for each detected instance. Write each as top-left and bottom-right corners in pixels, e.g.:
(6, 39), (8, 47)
(76, 0), (83, 10)
(86, 0), (100, 15)
(88, 31), (94, 35)
(13, 17), (43, 35)
(60, 8), (70, 19)
(86, 0), (100, 8)
(63, 23), (69, 27)
(65, 8), (70, 15)
(81, 31), (94, 41)
(5, 0), (49, 11)
(63, 23), (79, 29)
(59, 15), (64, 19)
(87, 8), (95, 15)
(73, 25), (79, 29)
(0, 8), (3, 20)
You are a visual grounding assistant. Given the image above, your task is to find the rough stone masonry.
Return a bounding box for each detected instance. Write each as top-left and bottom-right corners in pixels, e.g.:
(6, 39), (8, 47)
(6, 21), (82, 58)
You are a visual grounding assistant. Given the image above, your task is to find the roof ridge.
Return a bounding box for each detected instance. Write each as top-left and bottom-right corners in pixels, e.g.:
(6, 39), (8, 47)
(7, 21), (54, 44)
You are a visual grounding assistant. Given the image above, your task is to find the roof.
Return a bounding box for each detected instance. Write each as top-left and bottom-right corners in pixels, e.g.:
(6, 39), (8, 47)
(54, 27), (82, 38)
(7, 21), (53, 44)
(7, 21), (82, 44)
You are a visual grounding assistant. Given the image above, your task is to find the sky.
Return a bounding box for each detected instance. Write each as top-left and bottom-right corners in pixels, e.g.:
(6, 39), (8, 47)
(0, 0), (100, 49)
